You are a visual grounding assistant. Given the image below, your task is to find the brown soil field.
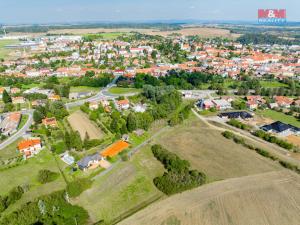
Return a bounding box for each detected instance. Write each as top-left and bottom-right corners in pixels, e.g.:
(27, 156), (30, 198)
(246, 115), (274, 127)
(153, 115), (281, 181)
(286, 135), (300, 148)
(67, 110), (104, 140)
(119, 170), (300, 225)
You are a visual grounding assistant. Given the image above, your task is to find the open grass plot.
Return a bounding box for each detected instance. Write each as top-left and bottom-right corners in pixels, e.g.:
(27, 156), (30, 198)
(0, 40), (19, 59)
(72, 146), (165, 224)
(108, 87), (141, 95)
(154, 114), (281, 182)
(68, 111), (104, 140)
(0, 150), (67, 215)
(257, 109), (300, 128)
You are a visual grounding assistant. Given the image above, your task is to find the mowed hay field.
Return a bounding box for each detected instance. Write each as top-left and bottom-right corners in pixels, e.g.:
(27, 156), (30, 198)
(154, 114), (281, 182)
(119, 170), (300, 225)
(68, 110), (104, 140)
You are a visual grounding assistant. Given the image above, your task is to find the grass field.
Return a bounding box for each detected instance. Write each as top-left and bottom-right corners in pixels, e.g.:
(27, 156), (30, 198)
(260, 81), (289, 88)
(0, 40), (19, 59)
(0, 138), (22, 161)
(119, 114), (300, 225)
(120, 170), (300, 225)
(0, 150), (67, 215)
(153, 114), (281, 182)
(257, 109), (300, 128)
(68, 111), (104, 140)
(108, 87), (141, 95)
(70, 86), (100, 93)
(17, 114), (29, 130)
(72, 146), (164, 224)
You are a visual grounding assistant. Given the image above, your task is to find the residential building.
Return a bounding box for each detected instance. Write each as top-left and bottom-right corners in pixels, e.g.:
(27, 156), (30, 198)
(116, 99), (130, 110)
(261, 121), (300, 136)
(77, 153), (102, 171)
(12, 96), (25, 104)
(18, 138), (42, 159)
(42, 117), (58, 128)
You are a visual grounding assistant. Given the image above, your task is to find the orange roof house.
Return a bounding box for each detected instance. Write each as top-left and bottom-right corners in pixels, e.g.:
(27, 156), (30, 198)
(48, 94), (61, 101)
(42, 117), (58, 127)
(116, 99), (130, 110)
(18, 138), (42, 159)
(18, 139), (41, 151)
(101, 140), (129, 158)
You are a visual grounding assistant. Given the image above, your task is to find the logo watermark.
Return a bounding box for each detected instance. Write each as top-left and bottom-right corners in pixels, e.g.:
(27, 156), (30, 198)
(258, 9), (287, 24)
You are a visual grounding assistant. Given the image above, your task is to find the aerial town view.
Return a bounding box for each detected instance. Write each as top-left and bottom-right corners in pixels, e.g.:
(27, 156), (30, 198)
(0, 0), (299, 224)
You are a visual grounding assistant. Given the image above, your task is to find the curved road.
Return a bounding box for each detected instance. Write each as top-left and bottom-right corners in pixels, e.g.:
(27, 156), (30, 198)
(0, 75), (135, 150)
(0, 110), (34, 150)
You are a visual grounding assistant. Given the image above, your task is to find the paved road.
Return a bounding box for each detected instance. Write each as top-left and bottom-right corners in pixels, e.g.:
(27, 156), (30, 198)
(0, 110), (34, 150)
(66, 75), (124, 109)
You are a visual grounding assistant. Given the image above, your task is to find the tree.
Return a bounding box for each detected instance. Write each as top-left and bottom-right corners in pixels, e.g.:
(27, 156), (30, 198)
(127, 113), (137, 132)
(37, 170), (58, 184)
(33, 110), (44, 124)
(2, 90), (11, 104)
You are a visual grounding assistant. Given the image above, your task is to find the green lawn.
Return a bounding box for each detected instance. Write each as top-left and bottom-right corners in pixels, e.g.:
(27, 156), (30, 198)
(108, 87), (141, 95)
(17, 114), (29, 130)
(72, 146), (164, 224)
(84, 32), (132, 41)
(70, 86), (100, 93)
(0, 138), (22, 161)
(260, 81), (289, 88)
(0, 40), (19, 59)
(0, 150), (67, 215)
(21, 82), (45, 90)
(257, 109), (300, 127)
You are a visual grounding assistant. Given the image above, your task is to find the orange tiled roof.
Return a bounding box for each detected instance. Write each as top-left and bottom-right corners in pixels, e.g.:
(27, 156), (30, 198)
(101, 140), (129, 158)
(117, 99), (129, 105)
(42, 117), (57, 126)
(18, 139), (41, 151)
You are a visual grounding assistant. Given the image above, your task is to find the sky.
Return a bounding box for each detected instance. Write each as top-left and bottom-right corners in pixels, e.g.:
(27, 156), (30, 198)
(0, 0), (299, 24)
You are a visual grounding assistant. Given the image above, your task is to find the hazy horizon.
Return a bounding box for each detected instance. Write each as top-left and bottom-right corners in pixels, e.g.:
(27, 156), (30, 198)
(1, 0), (299, 25)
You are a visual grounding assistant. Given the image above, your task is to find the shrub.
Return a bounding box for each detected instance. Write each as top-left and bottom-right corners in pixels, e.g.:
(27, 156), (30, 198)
(151, 145), (206, 195)
(66, 178), (92, 197)
(253, 130), (293, 150)
(37, 170), (59, 184)
(222, 131), (234, 139)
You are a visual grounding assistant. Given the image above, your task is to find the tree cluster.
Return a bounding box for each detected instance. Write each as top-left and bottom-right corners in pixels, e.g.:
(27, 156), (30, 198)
(253, 130), (293, 150)
(0, 191), (89, 225)
(151, 145), (206, 195)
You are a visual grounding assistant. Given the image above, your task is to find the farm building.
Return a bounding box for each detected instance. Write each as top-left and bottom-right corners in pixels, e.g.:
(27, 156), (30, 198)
(101, 140), (130, 158)
(261, 121), (300, 136)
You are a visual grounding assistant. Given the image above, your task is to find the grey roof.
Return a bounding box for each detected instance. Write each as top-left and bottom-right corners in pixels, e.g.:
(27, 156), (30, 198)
(77, 153), (101, 170)
(261, 121), (300, 133)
